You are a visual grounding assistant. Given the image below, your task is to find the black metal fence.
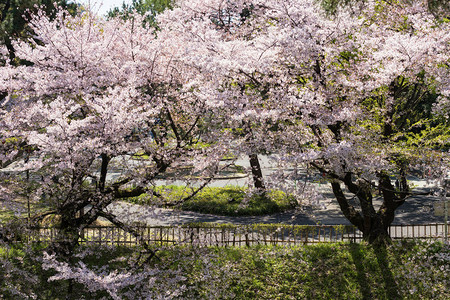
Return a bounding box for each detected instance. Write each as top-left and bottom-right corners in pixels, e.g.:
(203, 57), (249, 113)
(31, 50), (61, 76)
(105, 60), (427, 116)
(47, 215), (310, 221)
(20, 223), (449, 247)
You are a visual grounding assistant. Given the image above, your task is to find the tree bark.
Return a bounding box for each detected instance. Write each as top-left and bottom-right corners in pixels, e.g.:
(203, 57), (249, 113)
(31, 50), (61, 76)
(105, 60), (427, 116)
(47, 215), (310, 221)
(330, 172), (406, 244)
(249, 153), (265, 191)
(331, 181), (364, 231)
(56, 206), (79, 257)
(363, 216), (391, 244)
(99, 153), (110, 192)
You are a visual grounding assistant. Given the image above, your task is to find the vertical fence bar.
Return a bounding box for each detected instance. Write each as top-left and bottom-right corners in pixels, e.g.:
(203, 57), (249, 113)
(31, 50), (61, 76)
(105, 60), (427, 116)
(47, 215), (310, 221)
(318, 226), (321, 243)
(329, 226), (332, 242)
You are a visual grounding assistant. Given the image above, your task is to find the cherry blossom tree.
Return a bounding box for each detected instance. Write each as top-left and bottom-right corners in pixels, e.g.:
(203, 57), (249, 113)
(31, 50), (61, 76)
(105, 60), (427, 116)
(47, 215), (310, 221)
(0, 5), (230, 254)
(157, 0), (449, 243)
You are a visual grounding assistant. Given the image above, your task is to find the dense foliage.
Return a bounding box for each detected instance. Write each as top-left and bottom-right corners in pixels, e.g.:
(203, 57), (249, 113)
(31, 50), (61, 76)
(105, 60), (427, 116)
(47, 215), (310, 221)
(1, 241), (448, 299)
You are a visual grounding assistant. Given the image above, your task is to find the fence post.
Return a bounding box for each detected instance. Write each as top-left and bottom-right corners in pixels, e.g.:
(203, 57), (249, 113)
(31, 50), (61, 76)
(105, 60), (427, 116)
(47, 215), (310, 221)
(318, 226), (321, 243)
(329, 226), (332, 242)
(353, 227), (356, 243)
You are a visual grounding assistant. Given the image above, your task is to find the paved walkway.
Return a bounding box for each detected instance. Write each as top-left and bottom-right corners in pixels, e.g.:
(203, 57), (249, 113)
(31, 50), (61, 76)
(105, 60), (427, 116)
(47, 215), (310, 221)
(107, 184), (447, 227)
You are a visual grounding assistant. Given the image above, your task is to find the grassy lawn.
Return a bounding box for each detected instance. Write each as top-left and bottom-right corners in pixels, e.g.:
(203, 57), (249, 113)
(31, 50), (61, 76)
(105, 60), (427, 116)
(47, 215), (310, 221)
(1, 240), (448, 299)
(127, 185), (298, 216)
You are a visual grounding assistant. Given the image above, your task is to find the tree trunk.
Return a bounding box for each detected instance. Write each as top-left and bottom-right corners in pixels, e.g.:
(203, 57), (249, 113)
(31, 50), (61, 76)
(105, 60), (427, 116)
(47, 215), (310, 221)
(249, 153), (265, 191)
(330, 178), (398, 245)
(56, 209), (80, 257)
(361, 215), (391, 244)
(242, 120), (265, 191)
(99, 153), (110, 192)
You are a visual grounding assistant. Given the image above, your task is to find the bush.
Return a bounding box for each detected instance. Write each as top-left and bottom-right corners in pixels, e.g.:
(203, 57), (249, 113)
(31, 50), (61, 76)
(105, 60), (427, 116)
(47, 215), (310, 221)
(128, 186), (297, 216)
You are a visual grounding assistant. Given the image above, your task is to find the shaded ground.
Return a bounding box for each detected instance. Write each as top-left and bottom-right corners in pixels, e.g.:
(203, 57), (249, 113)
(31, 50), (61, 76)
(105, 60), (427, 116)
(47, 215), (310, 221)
(107, 184), (446, 226)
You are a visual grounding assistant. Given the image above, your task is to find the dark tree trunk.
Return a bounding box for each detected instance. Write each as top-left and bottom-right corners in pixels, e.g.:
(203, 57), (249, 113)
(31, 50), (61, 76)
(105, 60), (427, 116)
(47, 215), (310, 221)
(1, 0), (11, 23)
(362, 216), (391, 244)
(330, 171), (407, 244)
(55, 206), (79, 257)
(4, 36), (16, 62)
(249, 153), (265, 191)
(331, 181), (391, 244)
(383, 122), (393, 137)
(99, 153), (110, 192)
(241, 120), (266, 191)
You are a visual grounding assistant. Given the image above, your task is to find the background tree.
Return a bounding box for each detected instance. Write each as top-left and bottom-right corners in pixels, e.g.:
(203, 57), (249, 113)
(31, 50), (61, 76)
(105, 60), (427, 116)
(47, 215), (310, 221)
(0, 0), (77, 65)
(108, 0), (173, 27)
(318, 0), (449, 17)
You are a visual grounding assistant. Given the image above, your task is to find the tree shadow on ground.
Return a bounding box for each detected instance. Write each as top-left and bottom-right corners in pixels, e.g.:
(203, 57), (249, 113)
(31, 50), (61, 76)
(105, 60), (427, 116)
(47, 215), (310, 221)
(374, 245), (403, 300)
(349, 243), (374, 299)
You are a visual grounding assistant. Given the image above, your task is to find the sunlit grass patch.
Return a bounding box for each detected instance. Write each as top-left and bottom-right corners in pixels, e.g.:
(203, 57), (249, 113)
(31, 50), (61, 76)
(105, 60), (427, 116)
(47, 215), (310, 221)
(127, 185), (298, 216)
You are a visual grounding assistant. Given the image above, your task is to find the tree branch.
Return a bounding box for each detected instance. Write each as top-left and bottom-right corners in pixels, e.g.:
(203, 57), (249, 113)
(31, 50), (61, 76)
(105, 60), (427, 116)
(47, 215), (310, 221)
(331, 181), (364, 230)
(166, 108), (181, 147)
(97, 210), (159, 263)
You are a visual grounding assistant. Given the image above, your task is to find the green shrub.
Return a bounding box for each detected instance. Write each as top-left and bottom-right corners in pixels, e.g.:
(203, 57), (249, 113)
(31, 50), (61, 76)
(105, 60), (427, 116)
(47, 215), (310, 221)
(127, 186), (297, 216)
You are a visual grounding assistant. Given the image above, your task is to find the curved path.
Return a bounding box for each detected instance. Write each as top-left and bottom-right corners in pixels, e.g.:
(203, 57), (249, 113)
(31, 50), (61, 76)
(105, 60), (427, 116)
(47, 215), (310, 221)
(107, 185), (446, 227)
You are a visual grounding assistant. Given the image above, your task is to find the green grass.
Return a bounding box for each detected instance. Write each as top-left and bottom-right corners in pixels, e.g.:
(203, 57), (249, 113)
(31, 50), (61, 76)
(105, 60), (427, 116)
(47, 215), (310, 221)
(0, 208), (15, 223)
(1, 240), (448, 299)
(128, 185), (298, 216)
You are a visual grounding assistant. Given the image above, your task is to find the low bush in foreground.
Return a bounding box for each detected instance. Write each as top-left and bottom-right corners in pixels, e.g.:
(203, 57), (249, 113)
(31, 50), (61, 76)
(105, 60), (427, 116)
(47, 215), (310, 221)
(128, 185), (298, 216)
(1, 240), (448, 299)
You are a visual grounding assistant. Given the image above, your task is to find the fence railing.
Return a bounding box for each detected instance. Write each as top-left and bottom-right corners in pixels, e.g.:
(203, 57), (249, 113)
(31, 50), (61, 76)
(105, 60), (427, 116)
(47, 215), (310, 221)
(17, 223), (449, 247)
